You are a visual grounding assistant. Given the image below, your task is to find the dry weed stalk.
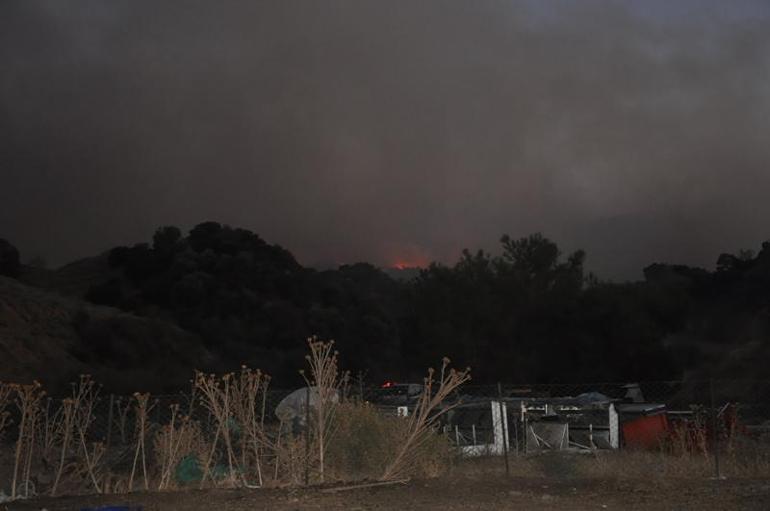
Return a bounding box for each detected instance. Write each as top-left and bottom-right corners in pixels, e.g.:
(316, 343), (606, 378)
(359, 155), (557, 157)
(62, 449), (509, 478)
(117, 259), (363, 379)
(73, 441), (107, 493)
(101, 472), (129, 495)
(51, 377), (102, 496)
(22, 409), (41, 498)
(300, 337), (347, 483)
(722, 405), (739, 454)
(230, 366), (272, 487)
(273, 430), (308, 486)
(272, 419), (284, 481)
(128, 392), (154, 492)
(153, 404), (203, 490)
(112, 396), (132, 445)
(0, 381), (12, 440)
(39, 397), (63, 461)
(69, 376), (102, 493)
(11, 381), (45, 499)
(380, 358), (470, 481)
(50, 398), (77, 496)
(195, 371), (242, 487)
(155, 404), (180, 490)
(667, 409), (710, 458)
(185, 381), (199, 417)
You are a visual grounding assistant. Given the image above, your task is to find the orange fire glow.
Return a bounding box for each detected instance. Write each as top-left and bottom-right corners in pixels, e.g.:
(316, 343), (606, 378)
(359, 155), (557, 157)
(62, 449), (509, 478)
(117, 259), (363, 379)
(391, 258), (429, 270)
(387, 245), (432, 270)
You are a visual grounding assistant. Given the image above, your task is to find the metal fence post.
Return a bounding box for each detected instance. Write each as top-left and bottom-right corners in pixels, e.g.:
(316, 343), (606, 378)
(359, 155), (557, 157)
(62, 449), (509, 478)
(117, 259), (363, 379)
(710, 379), (721, 479)
(497, 383), (510, 477)
(513, 410), (519, 456)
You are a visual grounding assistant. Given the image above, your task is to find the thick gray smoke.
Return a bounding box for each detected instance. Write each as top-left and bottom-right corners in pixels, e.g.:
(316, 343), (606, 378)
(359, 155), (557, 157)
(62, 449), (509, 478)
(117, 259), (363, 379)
(1, 0), (769, 279)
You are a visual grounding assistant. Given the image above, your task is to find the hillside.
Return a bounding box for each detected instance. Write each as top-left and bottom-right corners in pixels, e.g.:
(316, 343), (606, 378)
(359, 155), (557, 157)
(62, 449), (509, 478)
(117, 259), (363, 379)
(18, 252), (119, 298)
(0, 275), (214, 393)
(3, 224), (770, 387)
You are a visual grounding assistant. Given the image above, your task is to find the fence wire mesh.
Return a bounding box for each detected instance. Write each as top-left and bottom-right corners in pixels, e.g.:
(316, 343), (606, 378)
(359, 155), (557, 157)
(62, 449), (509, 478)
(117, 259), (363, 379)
(4, 380), (770, 445)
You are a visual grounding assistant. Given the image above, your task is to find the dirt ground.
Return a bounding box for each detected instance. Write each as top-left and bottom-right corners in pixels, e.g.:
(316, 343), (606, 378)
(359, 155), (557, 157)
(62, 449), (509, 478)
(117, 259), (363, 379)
(7, 472), (770, 511)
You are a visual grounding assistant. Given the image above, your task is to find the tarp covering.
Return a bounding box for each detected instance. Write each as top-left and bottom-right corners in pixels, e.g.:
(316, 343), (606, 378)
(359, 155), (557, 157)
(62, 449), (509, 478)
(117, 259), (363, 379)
(274, 386), (339, 425)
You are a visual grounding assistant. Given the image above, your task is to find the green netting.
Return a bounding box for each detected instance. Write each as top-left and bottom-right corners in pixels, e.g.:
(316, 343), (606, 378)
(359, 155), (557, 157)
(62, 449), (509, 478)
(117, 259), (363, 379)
(174, 454), (236, 484)
(174, 455), (203, 484)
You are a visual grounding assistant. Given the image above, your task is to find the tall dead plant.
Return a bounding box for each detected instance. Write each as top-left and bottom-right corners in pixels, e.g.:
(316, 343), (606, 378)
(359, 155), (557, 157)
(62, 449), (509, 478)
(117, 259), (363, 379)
(380, 358), (470, 481)
(300, 337), (347, 483)
(153, 404), (204, 490)
(11, 381), (45, 499)
(155, 404), (181, 490)
(112, 396), (132, 445)
(230, 366), (271, 488)
(38, 397), (62, 462)
(70, 376), (102, 493)
(194, 371), (241, 487)
(51, 377), (101, 496)
(128, 392), (154, 492)
(272, 429), (307, 486)
(50, 397), (76, 496)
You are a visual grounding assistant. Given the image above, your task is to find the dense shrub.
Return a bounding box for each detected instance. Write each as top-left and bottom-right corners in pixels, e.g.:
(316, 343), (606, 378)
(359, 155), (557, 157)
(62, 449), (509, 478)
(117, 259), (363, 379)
(327, 402), (454, 481)
(81, 221), (770, 384)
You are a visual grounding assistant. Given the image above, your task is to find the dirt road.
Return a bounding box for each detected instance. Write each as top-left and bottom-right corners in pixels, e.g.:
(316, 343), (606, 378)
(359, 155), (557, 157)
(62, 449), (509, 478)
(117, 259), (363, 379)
(8, 475), (770, 511)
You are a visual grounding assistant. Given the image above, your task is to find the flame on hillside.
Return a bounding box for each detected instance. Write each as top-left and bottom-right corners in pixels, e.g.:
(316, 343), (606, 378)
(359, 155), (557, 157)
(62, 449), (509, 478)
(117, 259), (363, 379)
(391, 259), (428, 270)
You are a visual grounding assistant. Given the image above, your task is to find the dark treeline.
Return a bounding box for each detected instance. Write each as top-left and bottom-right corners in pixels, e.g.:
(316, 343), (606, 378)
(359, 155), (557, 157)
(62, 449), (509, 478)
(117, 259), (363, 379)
(5, 222), (770, 386)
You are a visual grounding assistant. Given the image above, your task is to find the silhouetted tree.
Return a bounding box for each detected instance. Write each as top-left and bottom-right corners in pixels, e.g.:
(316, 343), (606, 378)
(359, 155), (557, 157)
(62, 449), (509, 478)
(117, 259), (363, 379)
(80, 223), (770, 385)
(152, 226), (182, 257)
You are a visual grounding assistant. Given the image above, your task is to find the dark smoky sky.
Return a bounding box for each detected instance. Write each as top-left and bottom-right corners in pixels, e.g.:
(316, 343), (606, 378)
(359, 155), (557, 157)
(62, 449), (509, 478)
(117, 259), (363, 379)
(2, 0), (770, 280)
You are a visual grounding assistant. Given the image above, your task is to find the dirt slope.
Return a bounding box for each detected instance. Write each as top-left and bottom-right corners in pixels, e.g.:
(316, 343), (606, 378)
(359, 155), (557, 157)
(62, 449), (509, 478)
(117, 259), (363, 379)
(0, 275), (213, 393)
(17, 252), (118, 298)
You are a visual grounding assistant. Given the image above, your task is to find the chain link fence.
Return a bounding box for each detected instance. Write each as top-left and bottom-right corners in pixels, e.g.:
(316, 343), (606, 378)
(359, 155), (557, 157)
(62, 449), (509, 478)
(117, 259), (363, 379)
(4, 379), (770, 449)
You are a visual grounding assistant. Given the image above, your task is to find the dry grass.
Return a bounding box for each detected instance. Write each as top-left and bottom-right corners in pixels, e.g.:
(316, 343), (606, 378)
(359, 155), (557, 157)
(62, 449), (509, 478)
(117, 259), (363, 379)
(327, 401), (454, 482)
(577, 449), (770, 481)
(450, 454), (545, 479)
(3, 389), (770, 501)
(271, 429), (308, 486)
(11, 381), (45, 499)
(380, 358), (470, 481)
(574, 450), (714, 480)
(152, 406), (206, 490)
(451, 446), (770, 484)
(193, 366), (272, 488)
(8, 341), (770, 501)
(0, 352), (455, 499)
